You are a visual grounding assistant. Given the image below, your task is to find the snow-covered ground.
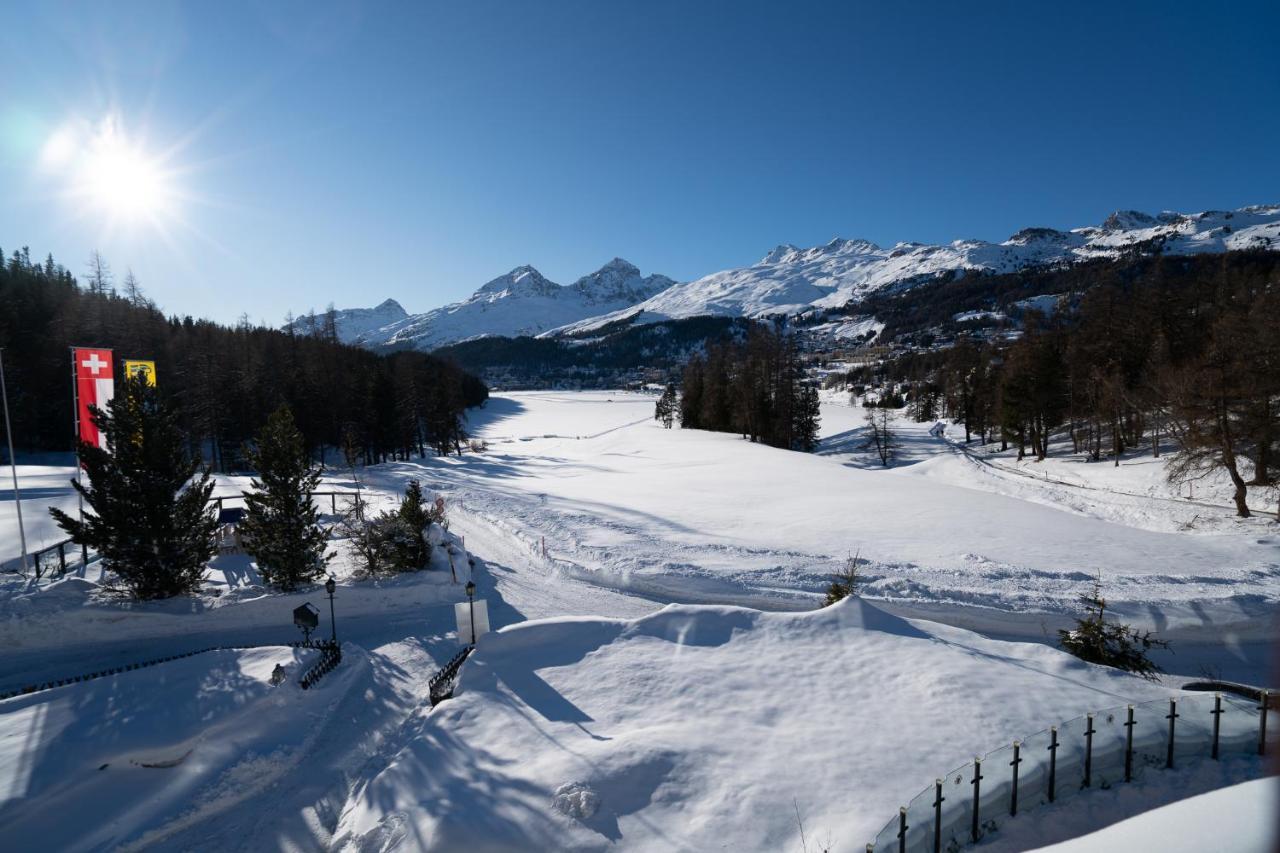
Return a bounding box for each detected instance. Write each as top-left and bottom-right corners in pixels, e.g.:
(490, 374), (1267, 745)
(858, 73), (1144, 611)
(1, 389), (1277, 850)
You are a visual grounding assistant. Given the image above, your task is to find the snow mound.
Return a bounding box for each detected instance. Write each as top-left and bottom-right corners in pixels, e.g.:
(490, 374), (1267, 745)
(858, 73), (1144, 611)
(552, 782), (601, 820)
(334, 599), (1172, 852)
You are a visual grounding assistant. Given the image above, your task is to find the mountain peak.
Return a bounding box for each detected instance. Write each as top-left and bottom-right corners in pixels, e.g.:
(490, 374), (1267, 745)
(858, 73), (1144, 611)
(571, 258), (672, 304)
(475, 265), (557, 297)
(1102, 210), (1158, 231)
(762, 244), (800, 264)
(373, 298), (407, 316)
(599, 257), (639, 274)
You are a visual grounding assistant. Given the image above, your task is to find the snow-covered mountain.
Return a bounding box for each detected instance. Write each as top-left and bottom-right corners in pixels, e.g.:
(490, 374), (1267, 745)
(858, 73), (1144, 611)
(549, 204), (1280, 336)
(289, 259), (677, 351)
(284, 298), (408, 346)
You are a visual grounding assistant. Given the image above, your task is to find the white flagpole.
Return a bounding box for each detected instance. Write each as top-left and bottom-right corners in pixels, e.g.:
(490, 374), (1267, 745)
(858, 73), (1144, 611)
(71, 347), (86, 568)
(0, 349), (30, 576)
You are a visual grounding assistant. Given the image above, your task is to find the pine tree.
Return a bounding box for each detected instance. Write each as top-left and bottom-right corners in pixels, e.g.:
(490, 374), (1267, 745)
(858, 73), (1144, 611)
(397, 479), (431, 568)
(792, 382), (821, 451)
(823, 552), (861, 606)
(240, 405), (330, 590)
(1058, 575), (1169, 680)
(655, 383), (677, 428)
(50, 375), (218, 599)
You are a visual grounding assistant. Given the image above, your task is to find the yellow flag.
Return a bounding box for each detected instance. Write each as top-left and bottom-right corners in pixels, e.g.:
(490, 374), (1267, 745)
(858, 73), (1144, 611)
(123, 359), (157, 386)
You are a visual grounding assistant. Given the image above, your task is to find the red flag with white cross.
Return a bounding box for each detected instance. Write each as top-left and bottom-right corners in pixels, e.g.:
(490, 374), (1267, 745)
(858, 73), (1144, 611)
(73, 348), (115, 450)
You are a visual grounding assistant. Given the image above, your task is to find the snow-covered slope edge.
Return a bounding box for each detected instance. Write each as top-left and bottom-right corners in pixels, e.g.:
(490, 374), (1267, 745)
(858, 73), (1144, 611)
(549, 204), (1280, 336)
(334, 598), (1172, 852)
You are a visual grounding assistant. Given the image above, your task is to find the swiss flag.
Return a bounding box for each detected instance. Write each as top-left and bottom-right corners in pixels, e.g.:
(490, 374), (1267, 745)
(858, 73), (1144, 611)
(74, 348), (115, 450)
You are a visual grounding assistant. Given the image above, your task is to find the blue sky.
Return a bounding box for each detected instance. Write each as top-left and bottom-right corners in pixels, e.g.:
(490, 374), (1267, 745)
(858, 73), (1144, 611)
(1, 1), (1276, 325)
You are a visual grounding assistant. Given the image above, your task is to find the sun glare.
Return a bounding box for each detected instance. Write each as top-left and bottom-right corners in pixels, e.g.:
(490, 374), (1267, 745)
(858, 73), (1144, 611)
(43, 114), (179, 227)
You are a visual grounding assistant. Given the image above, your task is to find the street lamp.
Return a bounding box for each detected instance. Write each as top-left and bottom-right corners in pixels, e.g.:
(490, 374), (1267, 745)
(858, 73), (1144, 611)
(325, 576), (337, 645)
(465, 580), (476, 645)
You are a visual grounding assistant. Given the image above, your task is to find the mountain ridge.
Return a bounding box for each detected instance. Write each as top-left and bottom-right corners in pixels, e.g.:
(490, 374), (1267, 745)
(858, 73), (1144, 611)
(290, 204), (1280, 350)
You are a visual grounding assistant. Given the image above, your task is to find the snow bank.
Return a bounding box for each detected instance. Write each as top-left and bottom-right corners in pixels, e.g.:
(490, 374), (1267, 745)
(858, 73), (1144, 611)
(335, 598), (1174, 852)
(1023, 773), (1278, 853)
(0, 645), (357, 851)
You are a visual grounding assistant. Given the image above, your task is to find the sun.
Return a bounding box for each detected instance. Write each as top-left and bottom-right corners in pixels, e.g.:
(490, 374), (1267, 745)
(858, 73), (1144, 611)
(43, 114), (179, 226)
(82, 133), (169, 220)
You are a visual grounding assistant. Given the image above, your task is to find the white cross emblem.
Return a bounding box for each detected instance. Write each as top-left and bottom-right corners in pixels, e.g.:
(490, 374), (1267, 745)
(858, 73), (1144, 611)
(81, 353), (108, 375)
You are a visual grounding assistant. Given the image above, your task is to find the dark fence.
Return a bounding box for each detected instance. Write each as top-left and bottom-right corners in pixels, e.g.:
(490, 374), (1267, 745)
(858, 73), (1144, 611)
(0, 538), (95, 578)
(298, 640), (343, 690)
(429, 645), (474, 706)
(868, 690), (1276, 852)
(1, 490), (362, 578)
(0, 638), (340, 702)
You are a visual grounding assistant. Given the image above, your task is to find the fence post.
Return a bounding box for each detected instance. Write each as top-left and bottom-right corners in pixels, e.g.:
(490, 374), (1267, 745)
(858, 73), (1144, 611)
(1260, 690), (1270, 757)
(897, 806), (907, 853)
(1009, 740), (1022, 816)
(970, 757), (983, 844)
(1166, 698), (1179, 769)
(933, 778), (944, 853)
(1211, 693), (1223, 760)
(1047, 726), (1058, 803)
(1083, 713), (1095, 788)
(58, 542), (66, 575)
(331, 493), (336, 514)
(1123, 705), (1136, 782)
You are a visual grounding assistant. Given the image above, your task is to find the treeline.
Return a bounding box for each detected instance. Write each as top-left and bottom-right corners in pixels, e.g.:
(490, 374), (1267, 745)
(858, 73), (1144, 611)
(680, 323), (821, 451)
(0, 246), (488, 466)
(860, 251), (1280, 516)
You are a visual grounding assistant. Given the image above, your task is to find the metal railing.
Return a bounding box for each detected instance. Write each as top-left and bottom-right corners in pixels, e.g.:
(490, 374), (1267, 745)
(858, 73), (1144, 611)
(868, 690), (1276, 852)
(429, 645), (474, 706)
(298, 640), (343, 689)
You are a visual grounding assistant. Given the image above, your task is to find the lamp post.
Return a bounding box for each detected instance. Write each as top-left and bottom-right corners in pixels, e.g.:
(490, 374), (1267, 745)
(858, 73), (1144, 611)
(465, 580), (476, 645)
(325, 576), (337, 645)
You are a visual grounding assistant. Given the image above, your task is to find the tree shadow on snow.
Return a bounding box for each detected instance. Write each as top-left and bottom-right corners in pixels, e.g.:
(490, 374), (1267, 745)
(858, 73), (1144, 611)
(463, 396), (527, 436)
(818, 423), (945, 470)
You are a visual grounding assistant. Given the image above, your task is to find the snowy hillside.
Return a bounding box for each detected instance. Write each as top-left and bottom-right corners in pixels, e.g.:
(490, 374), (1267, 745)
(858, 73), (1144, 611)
(291, 259), (678, 351)
(551, 204), (1280, 335)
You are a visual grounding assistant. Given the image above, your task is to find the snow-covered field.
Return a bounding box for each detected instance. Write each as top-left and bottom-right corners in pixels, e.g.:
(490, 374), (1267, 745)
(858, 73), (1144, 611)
(1, 389), (1277, 850)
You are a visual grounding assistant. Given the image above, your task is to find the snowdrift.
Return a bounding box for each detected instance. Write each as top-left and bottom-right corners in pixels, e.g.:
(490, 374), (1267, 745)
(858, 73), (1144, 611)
(336, 598), (1173, 852)
(0, 645), (360, 851)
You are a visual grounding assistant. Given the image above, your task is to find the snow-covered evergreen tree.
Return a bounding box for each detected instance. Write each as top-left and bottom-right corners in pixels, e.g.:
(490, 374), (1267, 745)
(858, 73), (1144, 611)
(654, 383), (677, 428)
(397, 479), (431, 567)
(51, 375), (219, 599)
(240, 405), (329, 590)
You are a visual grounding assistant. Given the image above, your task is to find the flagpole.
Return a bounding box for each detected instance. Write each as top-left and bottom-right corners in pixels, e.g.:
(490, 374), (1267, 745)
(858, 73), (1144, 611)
(71, 347), (86, 569)
(0, 349), (30, 576)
